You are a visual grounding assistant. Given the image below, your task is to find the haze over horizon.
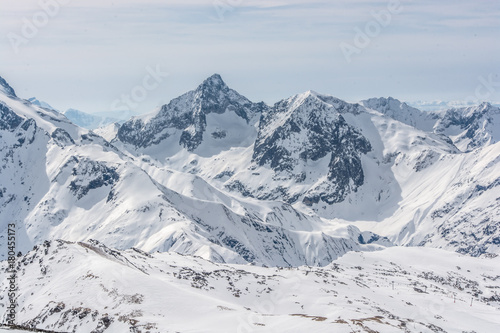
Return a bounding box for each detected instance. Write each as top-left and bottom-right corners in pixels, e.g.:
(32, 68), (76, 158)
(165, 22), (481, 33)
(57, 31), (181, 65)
(1, 0), (499, 115)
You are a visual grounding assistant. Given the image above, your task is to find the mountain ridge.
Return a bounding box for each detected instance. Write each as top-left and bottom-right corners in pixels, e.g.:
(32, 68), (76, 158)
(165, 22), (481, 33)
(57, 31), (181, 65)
(0, 75), (16, 97)
(1, 239), (499, 332)
(0, 74), (499, 264)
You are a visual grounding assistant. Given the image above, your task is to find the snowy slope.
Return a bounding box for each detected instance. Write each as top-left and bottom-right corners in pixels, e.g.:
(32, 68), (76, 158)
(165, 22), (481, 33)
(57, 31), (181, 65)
(357, 98), (500, 255)
(1, 240), (499, 332)
(1, 73), (500, 332)
(63, 109), (133, 130)
(116, 74), (266, 157)
(362, 97), (439, 132)
(1, 73), (500, 263)
(118, 83), (497, 258)
(0, 77), (383, 267)
(93, 123), (120, 142)
(26, 96), (134, 130)
(0, 77), (16, 98)
(361, 140), (500, 256)
(435, 103), (500, 152)
(27, 98), (55, 111)
(363, 97), (500, 152)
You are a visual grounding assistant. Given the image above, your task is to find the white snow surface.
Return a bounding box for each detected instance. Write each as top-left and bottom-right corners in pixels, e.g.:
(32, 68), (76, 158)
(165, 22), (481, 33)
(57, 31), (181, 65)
(1, 76), (499, 263)
(0, 87), (385, 267)
(1, 74), (500, 332)
(1, 240), (499, 332)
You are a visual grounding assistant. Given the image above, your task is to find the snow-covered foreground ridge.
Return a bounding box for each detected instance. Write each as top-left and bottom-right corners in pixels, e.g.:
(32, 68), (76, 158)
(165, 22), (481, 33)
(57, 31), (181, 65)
(1, 240), (500, 333)
(1, 73), (499, 263)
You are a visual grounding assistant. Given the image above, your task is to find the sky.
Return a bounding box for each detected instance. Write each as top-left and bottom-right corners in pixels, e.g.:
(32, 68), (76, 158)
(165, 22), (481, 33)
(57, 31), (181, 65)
(0, 0), (499, 114)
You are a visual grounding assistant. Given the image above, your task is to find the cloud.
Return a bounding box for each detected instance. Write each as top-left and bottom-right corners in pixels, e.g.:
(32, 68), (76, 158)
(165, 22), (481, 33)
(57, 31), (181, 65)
(0, 0), (498, 113)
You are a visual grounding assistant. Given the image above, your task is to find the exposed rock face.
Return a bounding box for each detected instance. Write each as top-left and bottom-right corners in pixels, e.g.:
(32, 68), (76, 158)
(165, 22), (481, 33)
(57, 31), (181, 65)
(0, 101), (23, 131)
(68, 158), (120, 200)
(253, 92), (371, 204)
(363, 97), (500, 152)
(0, 75), (16, 97)
(1, 74), (499, 264)
(362, 97), (438, 132)
(3, 241), (499, 333)
(435, 102), (500, 151)
(117, 74), (266, 151)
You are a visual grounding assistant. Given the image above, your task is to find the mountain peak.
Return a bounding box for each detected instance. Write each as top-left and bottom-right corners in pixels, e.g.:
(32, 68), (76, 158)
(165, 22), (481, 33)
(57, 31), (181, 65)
(0, 75), (17, 97)
(361, 97), (426, 117)
(198, 73), (227, 92)
(477, 101), (493, 109)
(284, 90), (359, 116)
(447, 101), (497, 119)
(298, 90), (329, 103)
(118, 73), (266, 151)
(303, 90), (319, 97)
(362, 96), (404, 108)
(28, 97), (55, 110)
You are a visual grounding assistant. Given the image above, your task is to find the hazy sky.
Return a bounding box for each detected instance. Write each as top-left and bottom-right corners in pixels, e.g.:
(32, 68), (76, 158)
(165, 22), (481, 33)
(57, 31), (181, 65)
(1, 0), (499, 114)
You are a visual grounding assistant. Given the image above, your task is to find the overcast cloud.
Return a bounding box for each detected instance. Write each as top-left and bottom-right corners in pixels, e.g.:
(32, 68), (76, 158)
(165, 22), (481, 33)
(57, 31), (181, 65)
(0, 0), (498, 114)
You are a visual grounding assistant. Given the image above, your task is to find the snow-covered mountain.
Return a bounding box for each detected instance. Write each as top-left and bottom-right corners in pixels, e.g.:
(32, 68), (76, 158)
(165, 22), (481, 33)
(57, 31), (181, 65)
(1, 240), (499, 332)
(27, 97), (134, 130)
(117, 74), (266, 154)
(63, 108), (135, 130)
(409, 99), (500, 112)
(1, 74), (499, 262)
(27, 98), (55, 111)
(112, 79), (500, 258)
(351, 97), (500, 256)
(1, 73), (500, 331)
(435, 102), (500, 152)
(0, 75), (388, 268)
(362, 97), (439, 132)
(364, 97), (500, 152)
(0, 77), (16, 98)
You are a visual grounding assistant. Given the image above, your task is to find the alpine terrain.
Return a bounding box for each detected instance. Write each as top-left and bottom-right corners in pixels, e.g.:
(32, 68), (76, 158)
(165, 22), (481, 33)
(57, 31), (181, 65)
(0, 74), (499, 332)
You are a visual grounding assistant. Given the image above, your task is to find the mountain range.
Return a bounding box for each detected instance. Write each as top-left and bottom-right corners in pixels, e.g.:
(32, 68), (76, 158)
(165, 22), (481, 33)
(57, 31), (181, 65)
(1, 73), (499, 332)
(1, 73), (499, 262)
(2, 240), (499, 332)
(27, 97), (134, 130)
